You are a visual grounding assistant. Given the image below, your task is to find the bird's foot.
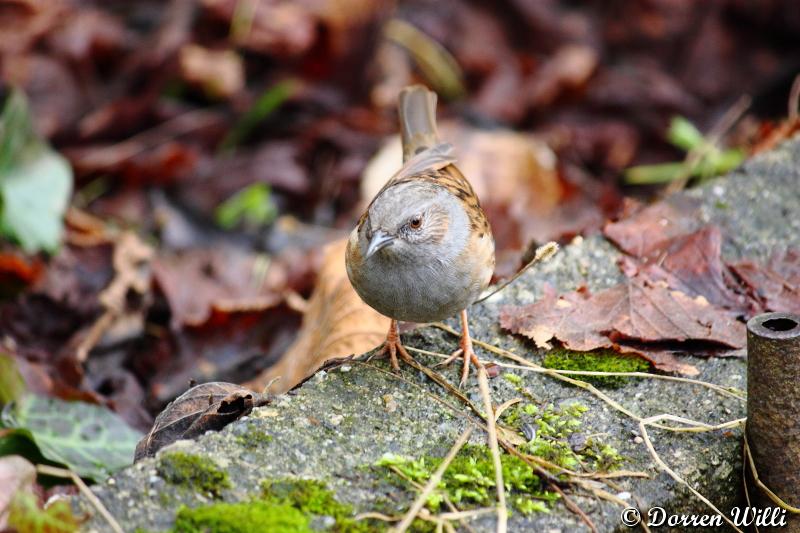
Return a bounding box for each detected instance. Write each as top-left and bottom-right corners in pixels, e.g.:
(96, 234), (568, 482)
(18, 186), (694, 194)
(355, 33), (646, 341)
(439, 334), (481, 387)
(372, 320), (414, 371)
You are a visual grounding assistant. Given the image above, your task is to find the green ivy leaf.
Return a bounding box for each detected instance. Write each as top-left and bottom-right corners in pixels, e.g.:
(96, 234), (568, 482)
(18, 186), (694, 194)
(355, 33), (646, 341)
(0, 89), (72, 253)
(1, 395), (142, 480)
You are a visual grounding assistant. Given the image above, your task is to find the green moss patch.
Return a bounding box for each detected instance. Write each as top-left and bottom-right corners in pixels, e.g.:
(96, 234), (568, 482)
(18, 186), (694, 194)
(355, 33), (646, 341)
(173, 501), (309, 533)
(158, 452), (231, 498)
(542, 348), (650, 387)
(503, 401), (624, 472)
(260, 478), (371, 532)
(169, 478), (376, 533)
(377, 444), (557, 515)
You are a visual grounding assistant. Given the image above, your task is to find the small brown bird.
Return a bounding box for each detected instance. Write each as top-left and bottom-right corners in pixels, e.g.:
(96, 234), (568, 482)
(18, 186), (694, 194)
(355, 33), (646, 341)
(345, 85), (495, 385)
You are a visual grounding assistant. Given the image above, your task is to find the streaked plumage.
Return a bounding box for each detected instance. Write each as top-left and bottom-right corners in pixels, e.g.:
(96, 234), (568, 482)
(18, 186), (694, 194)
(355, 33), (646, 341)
(345, 85), (495, 384)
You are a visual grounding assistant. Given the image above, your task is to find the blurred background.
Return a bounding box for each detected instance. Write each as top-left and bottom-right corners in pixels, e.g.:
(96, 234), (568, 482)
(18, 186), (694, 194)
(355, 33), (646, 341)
(1, 0), (800, 432)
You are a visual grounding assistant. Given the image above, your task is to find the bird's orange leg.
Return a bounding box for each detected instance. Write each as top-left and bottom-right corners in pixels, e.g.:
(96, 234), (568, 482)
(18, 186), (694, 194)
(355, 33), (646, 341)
(374, 319), (414, 371)
(439, 309), (483, 386)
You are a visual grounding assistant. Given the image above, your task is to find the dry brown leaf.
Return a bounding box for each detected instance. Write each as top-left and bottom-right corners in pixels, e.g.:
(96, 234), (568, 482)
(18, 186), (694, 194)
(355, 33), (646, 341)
(730, 248), (800, 315)
(619, 225), (751, 314)
(152, 247), (283, 328)
(0, 455), (36, 529)
(604, 196), (701, 258)
(75, 231), (154, 362)
(500, 278), (745, 375)
(245, 238), (390, 394)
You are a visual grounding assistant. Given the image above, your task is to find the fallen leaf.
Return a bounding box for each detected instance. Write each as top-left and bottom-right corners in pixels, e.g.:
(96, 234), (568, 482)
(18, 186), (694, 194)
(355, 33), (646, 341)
(0, 455), (36, 530)
(245, 238), (390, 394)
(179, 45), (244, 100)
(7, 491), (78, 533)
(152, 247), (283, 328)
(202, 0), (316, 57)
(500, 279), (745, 374)
(730, 248), (800, 315)
(135, 381), (270, 461)
(70, 233), (151, 362)
(619, 226), (751, 314)
(0, 247), (44, 290)
(604, 195), (702, 258)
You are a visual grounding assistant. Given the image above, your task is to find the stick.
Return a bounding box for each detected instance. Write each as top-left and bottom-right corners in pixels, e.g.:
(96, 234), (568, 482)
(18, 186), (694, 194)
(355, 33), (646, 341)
(477, 366), (507, 533)
(35, 465), (123, 533)
(392, 426), (474, 533)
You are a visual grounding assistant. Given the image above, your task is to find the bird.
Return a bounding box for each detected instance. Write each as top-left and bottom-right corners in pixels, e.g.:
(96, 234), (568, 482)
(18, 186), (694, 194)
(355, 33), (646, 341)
(345, 84), (495, 386)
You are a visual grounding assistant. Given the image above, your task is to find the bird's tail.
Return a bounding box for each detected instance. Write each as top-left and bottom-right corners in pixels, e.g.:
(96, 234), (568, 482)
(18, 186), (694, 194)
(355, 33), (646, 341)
(398, 85), (440, 163)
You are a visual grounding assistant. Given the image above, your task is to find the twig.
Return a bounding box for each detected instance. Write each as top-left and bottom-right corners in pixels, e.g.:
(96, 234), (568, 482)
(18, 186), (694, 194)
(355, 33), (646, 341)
(743, 427), (800, 513)
(474, 242), (559, 304)
(35, 465), (123, 533)
(549, 484), (598, 533)
(638, 414), (745, 532)
(392, 426), (474, 533)
(407, 344), (746, 402)
(788, 74), (800, 122)
(477, 366), (507, 533)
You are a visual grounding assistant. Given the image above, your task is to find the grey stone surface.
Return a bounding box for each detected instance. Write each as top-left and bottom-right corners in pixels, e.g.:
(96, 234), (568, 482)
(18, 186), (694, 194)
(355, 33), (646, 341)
(77, 137), (800, 532)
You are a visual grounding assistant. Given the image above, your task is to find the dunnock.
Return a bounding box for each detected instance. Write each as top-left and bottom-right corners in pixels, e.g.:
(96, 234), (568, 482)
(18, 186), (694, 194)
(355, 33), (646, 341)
(346, 85), (495, 385)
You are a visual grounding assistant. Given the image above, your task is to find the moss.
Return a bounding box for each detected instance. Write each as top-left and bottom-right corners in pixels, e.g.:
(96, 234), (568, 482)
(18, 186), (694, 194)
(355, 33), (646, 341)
(501, 400), (625, 473)
(234, 423), (274, 449)
(503, 373), (522, 385)
(158, 452), (231, 498)
(260, 478), (377, 533)
(170, 478), (379, 533)
(377, 445), (558, 515)
(173, 501), (310, 533)
(542, 348), (650, 387)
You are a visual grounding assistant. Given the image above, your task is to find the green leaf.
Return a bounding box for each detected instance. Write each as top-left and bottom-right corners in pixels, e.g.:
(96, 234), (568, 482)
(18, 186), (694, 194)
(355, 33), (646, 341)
(667, 116), (704, 151)
(1, 395), (142, 480)
(0, 353), (26, 405)
(623, 162), (687, 185)
(218, 80), (295, 151)
(7, 491), (79, 533)
(215, 183), (277, 229)
(0, 89), (72, 253)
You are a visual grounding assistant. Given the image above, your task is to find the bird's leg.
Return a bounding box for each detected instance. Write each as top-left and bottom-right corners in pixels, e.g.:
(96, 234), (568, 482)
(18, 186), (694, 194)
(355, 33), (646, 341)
(375, 319), (414, 371)
(439, 309), (483, 387)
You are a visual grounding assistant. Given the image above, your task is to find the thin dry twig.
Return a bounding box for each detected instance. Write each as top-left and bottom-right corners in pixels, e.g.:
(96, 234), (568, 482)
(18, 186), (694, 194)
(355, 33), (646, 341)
(392, 426), (474, 533)
(638, 414), (745, 533)
(432, 323), (749, 528)
(742, 428), (800, 513)
(35, 465), (123, 533)
(477, 366), (508, 533)
(475, 242), (559, 304)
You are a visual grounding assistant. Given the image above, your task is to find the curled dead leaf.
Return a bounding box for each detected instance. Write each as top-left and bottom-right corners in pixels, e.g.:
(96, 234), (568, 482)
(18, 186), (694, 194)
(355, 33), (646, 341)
(245, 238), (390, 394)
(135, 381), (270, 461)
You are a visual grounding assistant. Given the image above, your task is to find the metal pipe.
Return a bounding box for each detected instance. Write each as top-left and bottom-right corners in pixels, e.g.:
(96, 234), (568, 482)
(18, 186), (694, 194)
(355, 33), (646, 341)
(747, 311), (800, 528)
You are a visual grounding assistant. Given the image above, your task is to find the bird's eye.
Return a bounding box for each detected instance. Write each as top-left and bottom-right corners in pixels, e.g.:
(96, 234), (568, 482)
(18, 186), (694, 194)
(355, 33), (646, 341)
(408, 216), (422, 230)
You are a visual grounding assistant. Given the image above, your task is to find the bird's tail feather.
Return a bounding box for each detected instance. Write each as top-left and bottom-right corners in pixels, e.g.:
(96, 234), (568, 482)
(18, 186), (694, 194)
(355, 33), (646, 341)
(398, 85), (440, 163)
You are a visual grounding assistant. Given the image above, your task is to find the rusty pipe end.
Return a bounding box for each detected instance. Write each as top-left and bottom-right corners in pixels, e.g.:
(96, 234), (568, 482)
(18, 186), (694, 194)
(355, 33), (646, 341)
(747, 311), (800, 340)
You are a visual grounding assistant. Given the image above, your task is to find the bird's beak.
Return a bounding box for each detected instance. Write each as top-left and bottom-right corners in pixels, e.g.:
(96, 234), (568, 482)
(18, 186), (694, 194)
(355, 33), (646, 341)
(366, 230), (395, 259)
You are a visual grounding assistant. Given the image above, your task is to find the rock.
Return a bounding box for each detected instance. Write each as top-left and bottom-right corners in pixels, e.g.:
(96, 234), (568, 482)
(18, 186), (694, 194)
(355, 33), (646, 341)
(75, 137), (800, 532)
